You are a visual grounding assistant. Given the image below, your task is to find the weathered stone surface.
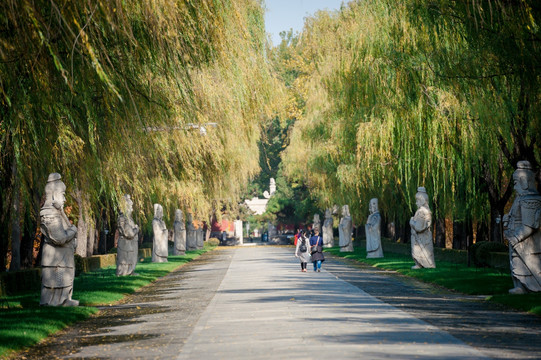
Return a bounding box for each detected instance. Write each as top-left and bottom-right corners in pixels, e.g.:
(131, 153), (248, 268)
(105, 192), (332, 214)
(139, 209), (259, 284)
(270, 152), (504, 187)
(116, 194), (139, 275)
(152, 204), (168, 263)
(40, 173), (79, 306)
(410, 187), (436, 269)
(366, 198), (383, 259)
(173, 209), (186, 255)
(503, 160), (541, 293)
(186, 213), (197, 251)
(322, 208), (334, 248)
(338, 205), (353, 252)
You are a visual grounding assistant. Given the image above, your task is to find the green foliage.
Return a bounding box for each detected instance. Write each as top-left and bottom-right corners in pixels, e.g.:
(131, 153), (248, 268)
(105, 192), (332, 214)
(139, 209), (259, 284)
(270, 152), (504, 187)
(280, 0), (541, 236)
(0, 0), (283, 268)
(475, 241), (509, 267)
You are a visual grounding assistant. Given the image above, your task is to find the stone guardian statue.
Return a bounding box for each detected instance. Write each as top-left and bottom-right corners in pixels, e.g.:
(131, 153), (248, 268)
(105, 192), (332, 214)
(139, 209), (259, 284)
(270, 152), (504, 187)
(116, 194), (139, 275)
(152, 204), (168, 262)
(503, 160), (541, 294)
(410, 187), (436, 269)
(186, 212), (197, 251)
(196, 226), (204, 250)
(338, 205), (353, 252)
(173, 209), (186, 255)
(40, 173), (79, 306)
(322, 208), (334, 248)
(366, 198), (384, 258)
(313, 213), (321, 234)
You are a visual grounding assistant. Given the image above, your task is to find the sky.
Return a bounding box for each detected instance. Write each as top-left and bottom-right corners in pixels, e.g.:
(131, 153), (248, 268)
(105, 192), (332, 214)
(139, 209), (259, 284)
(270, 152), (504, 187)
(264, 0), (345, 46)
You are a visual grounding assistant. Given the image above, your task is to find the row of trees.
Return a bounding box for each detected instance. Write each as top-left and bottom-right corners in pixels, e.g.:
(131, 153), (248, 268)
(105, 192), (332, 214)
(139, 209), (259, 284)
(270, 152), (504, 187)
(0, 0), (282, 271)
(278, 0), (540, 246)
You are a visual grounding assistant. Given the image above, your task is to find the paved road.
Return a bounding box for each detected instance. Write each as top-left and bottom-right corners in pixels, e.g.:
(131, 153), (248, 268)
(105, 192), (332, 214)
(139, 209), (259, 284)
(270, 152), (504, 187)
(16, 246), (541, 359)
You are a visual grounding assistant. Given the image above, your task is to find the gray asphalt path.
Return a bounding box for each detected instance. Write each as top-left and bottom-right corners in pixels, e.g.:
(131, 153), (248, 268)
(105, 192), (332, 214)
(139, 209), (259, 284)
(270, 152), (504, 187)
(15, 246), (541, 359)
(177, 247), (487, 360)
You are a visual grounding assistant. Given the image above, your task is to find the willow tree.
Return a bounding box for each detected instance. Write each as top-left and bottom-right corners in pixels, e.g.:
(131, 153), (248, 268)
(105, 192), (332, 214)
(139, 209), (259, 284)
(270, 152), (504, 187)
(282, 0), (540, 247)
(0, 0), (281, 269)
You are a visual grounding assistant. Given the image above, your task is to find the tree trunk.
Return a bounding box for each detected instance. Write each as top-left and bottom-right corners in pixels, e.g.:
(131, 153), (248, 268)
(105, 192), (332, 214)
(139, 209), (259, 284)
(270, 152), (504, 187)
(86, 221), (96, 257)
(9, 160), (21, 271)
(75, 189), (88, 257)
(435, 218), (446, 248)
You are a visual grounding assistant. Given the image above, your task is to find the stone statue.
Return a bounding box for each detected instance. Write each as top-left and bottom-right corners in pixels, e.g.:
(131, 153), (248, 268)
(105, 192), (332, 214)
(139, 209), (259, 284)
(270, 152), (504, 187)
(173, 209), (186, 255)
(410, 187), (436, 269)
(313, 213), (321, 233)
(186, 212), (197, 251)
(365, 198), (383, 258)
(503, 161), (541, 294)
(322, 208), (334, 248)
(152, 204), (168, 262)
(116, 194), (139, 276)
(234, 219), (243, 245)
(196, 226), (204, 250)
(338, 205), (353, 252)
(268, 222), (277, 240)
(40, 173), (79, 306)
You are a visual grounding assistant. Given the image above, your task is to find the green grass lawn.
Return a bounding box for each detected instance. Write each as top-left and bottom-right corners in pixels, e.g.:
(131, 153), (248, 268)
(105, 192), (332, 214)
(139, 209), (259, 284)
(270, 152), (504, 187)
(325, 245), (541, 316)
(0, 246), (213, 358)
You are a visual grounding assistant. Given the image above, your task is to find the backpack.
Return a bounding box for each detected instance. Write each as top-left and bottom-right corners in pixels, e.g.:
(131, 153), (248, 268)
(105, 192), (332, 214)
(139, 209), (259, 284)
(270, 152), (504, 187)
(299, 238), (307, 252)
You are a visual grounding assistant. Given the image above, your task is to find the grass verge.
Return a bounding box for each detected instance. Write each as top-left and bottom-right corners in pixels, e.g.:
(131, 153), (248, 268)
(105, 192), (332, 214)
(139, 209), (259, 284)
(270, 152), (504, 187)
(0, 246), (214, 358)
(325, 245), (541, 316)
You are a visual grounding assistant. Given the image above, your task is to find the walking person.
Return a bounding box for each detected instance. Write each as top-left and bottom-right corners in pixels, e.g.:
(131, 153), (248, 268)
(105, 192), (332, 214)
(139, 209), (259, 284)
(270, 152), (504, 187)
(310, 229), (325, 272)
(295, 230), (310, 272)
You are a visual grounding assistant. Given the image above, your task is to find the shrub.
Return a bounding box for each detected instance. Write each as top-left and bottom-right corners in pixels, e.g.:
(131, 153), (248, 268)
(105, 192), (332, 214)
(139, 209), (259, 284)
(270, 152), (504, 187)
(207, 237), (220, 246)
(475, 241), (508, 267)
(74, 254), (84, 276)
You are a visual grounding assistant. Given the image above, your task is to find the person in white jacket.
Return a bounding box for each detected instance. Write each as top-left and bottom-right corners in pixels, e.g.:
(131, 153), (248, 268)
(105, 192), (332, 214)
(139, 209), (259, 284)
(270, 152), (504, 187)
(295, 231), (311, 272)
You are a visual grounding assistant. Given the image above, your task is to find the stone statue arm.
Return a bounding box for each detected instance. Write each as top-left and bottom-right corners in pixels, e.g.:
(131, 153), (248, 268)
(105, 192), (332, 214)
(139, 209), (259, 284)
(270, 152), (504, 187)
(505, 198), (541, 247)
(41, 214), (77, 246)
(366, 213), (380, 228)
(118, 216), (138, 240)
(410, 210), (430, 233)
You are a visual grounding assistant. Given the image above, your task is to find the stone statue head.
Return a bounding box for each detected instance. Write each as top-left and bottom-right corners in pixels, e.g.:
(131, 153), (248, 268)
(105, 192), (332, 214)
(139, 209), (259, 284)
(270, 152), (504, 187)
(415, 187), (429, 208)
(369, 198), (378, 213)
(513, 161), (537, 195)
(325, 208), (332, 218)
(342, 205), (350, 217)
(44, 173), (67, 210)
(153, 203), (163, 220)
(187, 212), (193, 223)
(313, 213), (320, 222)
(121, 194), (133, 216)
(175, 209), (184, 222)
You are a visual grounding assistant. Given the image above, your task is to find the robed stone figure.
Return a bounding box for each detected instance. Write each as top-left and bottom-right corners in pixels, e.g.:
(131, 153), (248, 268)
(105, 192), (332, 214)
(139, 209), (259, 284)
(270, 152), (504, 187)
(173, 209), (186, 255)
(322, 208), (334, 248)
(40, 173), (79, 306)
(186, 213), (197, 251)
(152, 204), (168, 262)
(503, 161), (541, 294)
(116, 194), (139, 276)
(339, 205), (353, 252)
(410, 187), (436, 269)
(366, 198), (384, 258)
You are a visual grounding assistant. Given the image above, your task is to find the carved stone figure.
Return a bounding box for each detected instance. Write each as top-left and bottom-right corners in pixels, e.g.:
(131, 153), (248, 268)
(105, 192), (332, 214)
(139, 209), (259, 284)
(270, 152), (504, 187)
(313, 213), (321, 234)
(503, 161), (541, 294)
(196, 226), (204, 249)
(116, 194), (139, 275)
(186, 213), (197, 251)
(365, 198), (383, 258)
(410, 187), (436, 269)
(339, 205), (353, 252)
(322, 208), (334, 248)
(152, 204), (168, 262)
(234, 219), (243, 245)
(173, 209), (186, 255)
(268, 222), (277, 240)
(40, 173), (79, 306)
